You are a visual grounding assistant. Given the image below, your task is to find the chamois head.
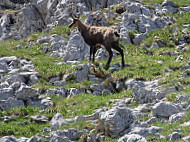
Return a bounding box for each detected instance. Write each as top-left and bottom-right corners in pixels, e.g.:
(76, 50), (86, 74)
(69, 16), (80, 28)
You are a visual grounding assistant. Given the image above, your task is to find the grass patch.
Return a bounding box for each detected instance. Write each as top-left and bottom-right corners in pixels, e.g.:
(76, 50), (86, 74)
(0, 90), (131, 137)
(61, 121), (95, 131)
(0, 121), (49, 138)
(0, 39), (73, 82)
(111, 44), (166, 80)
(64, 80), (94, 89)
(47, 90), (132, 119)
(49, 25), (71, 38)
(0, 106), (48, 138)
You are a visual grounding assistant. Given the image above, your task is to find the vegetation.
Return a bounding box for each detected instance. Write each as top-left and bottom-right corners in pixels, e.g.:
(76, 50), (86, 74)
(0, 1), (190, 141)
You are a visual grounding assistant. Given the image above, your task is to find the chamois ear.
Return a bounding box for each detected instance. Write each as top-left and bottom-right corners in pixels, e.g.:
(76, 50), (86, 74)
(70, 14), (78, 20)
(69, 14), (78, 28)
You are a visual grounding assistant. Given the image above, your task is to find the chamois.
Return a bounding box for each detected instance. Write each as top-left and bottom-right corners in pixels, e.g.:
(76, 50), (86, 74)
(69, 16), (125, 69)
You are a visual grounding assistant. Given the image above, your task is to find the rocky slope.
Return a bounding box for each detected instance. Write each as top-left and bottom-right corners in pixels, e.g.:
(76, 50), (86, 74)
(0, 0), (190, 142)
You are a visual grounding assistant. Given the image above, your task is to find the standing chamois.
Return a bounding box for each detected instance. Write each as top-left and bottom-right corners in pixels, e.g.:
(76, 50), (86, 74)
(69, 16), (125, 69)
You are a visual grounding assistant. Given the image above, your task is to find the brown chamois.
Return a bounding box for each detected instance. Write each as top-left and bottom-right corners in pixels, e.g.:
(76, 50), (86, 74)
(69, 16), (125, 69)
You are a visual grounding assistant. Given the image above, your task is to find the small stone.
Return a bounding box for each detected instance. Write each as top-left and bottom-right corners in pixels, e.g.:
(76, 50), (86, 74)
(16, 44), (23, 49)
(168, 132), (181, 141)
(30, 115), (49, 124)
(169, 112), (185, 123)
(28, 74), (39, 85)
(118, 134), (147, 142)
(27, 135), (43, 142)
(180, 121), (190, 127)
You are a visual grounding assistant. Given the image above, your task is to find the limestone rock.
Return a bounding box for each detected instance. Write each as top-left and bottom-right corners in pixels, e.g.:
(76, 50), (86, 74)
(30, 115), (49, 124)
(27, 136), (43, 142)
(0, 97), (24, 111)
(73, 64), (91, 82)
(152, 101), (183, 118)
(0, 88), (14, 100)
(118, 134), (147, 142)
(168, 132), (181, 141)
(169, 112), (186, 123)
(98, 106), (134, 138)
(50, 129), (83, 141)
(63, 31), (90, 62)
(15, 84), (39, 100)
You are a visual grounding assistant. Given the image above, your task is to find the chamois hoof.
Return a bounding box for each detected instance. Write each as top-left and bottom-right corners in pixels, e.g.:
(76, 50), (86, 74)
(104, 65), (110, 70)
(122, 63), (130, 68)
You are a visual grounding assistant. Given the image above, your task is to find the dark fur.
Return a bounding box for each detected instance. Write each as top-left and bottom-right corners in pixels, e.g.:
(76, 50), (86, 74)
(69, 18), (125, 69)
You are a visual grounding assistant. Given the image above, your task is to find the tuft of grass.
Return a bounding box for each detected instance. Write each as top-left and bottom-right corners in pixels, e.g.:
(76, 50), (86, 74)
(64, 80), (94, 89)
(28, 32), (47, 41)
(1, 9), (21, 15)
(61, 121), (95, 131)
(49, 25), (71, 38)
(4, 106), (40, 117)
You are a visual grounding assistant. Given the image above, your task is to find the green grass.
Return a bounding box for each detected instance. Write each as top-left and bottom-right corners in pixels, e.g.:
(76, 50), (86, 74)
(49, 25), (71, 38)
(64, 80), (94, 89)
(0, 39), (73, 82)
(111, 44), (166, 80)
(61, 121), (95, 130)
(0, 121), (49, 138)
(28, 25), (70, 41)
(0, 3), (190, 140)
(0, 91), (131, 137)
(158, 111), (190, 134)
(47, 90), (132, 119)
(0, 107), (48, 138)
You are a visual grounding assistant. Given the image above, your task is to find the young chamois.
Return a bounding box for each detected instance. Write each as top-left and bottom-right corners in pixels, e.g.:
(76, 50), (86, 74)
(69, 16), (125, 69)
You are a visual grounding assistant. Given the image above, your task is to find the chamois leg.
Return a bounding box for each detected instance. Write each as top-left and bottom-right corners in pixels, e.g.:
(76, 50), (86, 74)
(105, 46), (113, 70)
(89, 46), (93, 61)
(112, 42), (125, 68)
(92, 46), (99, 62)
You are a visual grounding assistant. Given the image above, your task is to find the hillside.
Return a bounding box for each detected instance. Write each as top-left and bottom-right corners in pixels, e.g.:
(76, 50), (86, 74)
(0, 0), (190, 141)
